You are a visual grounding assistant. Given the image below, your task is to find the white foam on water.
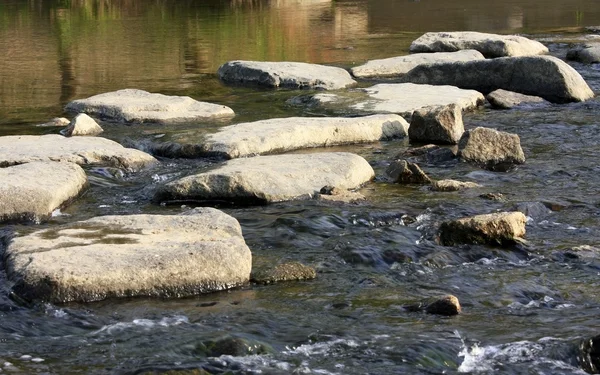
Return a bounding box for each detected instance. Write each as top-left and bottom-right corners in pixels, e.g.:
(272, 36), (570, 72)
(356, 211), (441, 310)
(92, 315), (189, 335)
(284, 338), (359, 357)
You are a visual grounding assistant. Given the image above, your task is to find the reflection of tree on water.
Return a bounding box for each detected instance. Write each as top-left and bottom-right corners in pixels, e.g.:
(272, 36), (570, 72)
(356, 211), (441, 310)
(54, 7), (77, 104)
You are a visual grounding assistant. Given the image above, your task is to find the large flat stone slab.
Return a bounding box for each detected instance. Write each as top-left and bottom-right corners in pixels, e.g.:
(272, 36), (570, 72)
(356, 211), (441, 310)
(154, 152), (374, 204)
(0, 162), (87, 223)
(200, 114), (409, 159)
(350, 50), (484, 78)
(65, 89), (235, 123)
(0, 134), (157, 171)
(410, 31), (548, 58)
(400, 56), (594, 103)
(217, 60), (357, 90)
(352, 83), (485, 117)
(3, 208), (252, 303)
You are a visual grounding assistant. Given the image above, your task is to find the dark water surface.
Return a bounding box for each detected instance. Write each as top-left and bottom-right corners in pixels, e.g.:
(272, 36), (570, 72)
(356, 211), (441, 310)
(1, 0), (600, 374)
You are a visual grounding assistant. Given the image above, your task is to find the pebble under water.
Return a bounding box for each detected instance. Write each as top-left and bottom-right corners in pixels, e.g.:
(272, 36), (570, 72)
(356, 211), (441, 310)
(2, 2), (600, 373)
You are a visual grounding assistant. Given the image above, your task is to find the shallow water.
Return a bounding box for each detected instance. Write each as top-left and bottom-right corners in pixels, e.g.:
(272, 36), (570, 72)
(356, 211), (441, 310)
(1, 0), (600, 374)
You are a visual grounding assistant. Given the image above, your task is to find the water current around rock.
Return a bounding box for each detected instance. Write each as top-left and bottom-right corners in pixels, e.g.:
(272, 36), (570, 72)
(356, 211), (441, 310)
(1, 0), (600, 373)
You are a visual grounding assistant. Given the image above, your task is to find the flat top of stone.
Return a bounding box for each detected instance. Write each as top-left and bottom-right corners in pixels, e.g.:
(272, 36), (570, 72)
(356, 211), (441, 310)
(202, 114), (409, 159)
(410, 31), (549, 57)
(155, 152), (374, 204)
(0, 134), (157, 171)
(218, 60), (357, 90)
(65, 89), (235, 124)
(352, 83), (484, 117)
(486, 89), (547, 109)
(0, 161), (87, 223)
(351, 50), (485, 78)
(5, 208), (252, 303)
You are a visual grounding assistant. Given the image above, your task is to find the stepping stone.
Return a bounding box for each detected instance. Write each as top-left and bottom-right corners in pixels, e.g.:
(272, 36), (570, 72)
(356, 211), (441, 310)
(458, 127), (525, 171)
(351, 50), (484, 78)
(408, 104), (464, 145)
(217, 60), (356, 90)
(410, 31), (548, 57)
(400, 56), (594, 103)
(296, 83), (484, 119)
(154, 152), (374, 205)
(0, 134), (157, 172)
(65, 89), (235, 123)
(3, 208), (252, 303)
(200, 114), (409, 159)
(62, 113), (103, 136)
(0, 161), (87, 223)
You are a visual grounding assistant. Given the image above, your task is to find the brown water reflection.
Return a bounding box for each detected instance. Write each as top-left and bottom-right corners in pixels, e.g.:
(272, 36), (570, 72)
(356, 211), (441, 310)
(1, 0), (600, 125)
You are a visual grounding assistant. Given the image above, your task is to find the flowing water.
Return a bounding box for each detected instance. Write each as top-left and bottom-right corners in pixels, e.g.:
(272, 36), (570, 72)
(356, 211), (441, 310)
(2, 0), (600, 373)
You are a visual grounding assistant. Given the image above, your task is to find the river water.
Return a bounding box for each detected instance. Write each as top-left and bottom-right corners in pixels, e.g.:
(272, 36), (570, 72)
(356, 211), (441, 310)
(1, 0), (600, 374)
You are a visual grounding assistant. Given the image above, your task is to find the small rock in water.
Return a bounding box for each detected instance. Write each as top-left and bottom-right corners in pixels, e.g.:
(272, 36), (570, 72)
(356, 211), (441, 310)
(316, 186), (365, 203)
(515, 201), (552, 220)
(431, 179), (481, 192)
(577, 334), (600, 374)
(251, 262), (316, 284)
(479, 192), (506, 201)
(386, 160), (431, 184)
(567, 43), (600, 64)
(458, 127), (525, 171)
(195, 336), (273, 357)
(62, 113), (104, 137)
(486, 89), (547, 109)
(438, 211), (527, 246)
(425, 295), (462, 316)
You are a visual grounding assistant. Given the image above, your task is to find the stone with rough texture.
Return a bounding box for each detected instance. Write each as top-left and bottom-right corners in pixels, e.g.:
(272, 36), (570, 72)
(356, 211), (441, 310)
(410, 31), (548, 57)
(200, 114), (409, 158)
(3, 208), (252, 303)
(0, 134), (157, 172)
(218, 60), (356, 90)
(353, 83), (484, 118)
(350, 50), (484, 78)
(438, 211), (527, 246)
(386, 160), (431, 184)
(458, 127), (525, 171)
(251, 262), (317, 284)
(486, 89), (547, 109)
(63, 113), (104, 136)
(65, 89), (235, 123)
(431, 179), (481, 192)
(408, 104), (464, 144)
(155, 152), (374, 205)
(0, 162), (87, 223)
(566, 43), (600, 64)
(400, 56), (594, 103)
(425, 295), (462, 316)
(317, 186), (366, 203)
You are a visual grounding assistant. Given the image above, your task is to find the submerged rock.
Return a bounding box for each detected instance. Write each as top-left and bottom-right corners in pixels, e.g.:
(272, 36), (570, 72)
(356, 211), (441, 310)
(154, 152), (374, 205)
(350, 50), (484, 78)
(486, 89), (547, 109)
(217, 60), (356, 90)
(0, 134), (157, 172)
(3, 208), (252, 303)
(567, 43), (600, 64)
(400, 56), (594, 103)
(65, 89), (235, 123)
(36, 117), (70, 127)
(397, 144), (457, 165)
(458, 127), (525, 171)
(195, 336), (273, 357)
(251, 262), (316, 284)
(438, 211), (527, 246)
(386, 160), (431, 184)
(200, 114), (408, 159)
(425, 295), (462, 316)
(0, 162), (87, 223)
(578, 334), (600, 374)
(431, 179), (481, 192)
(316, 185), (366, 203)
(408, 104), (464, 144)
(62, 113), (104, 136)
(409, 31), (549, 57)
